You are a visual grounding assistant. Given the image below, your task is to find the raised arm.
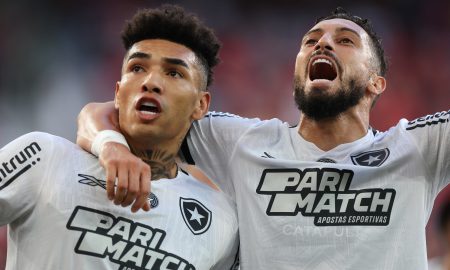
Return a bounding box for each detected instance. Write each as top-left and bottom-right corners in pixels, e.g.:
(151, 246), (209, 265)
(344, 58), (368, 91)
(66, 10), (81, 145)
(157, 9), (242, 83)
(77, 101), (151, 213)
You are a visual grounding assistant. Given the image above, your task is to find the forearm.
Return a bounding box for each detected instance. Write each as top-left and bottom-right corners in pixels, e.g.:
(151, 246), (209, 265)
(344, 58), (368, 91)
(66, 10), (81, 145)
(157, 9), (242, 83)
(76, 101), (150, 212)
(76, 101), (119, 152)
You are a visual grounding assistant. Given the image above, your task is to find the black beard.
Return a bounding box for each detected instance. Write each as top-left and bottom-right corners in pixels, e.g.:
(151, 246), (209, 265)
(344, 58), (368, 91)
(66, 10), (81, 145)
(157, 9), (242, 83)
(293, 76), (365, 121)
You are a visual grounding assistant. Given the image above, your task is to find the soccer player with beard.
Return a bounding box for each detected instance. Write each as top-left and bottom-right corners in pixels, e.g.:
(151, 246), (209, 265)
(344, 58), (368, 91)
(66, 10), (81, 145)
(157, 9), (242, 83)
(78, 7), (449, 269)
(0, 5), (239, 270)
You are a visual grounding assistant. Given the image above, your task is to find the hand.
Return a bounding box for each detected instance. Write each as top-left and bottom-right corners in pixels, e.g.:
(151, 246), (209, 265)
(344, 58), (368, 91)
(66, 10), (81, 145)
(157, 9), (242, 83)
(99, 142), (151, 212)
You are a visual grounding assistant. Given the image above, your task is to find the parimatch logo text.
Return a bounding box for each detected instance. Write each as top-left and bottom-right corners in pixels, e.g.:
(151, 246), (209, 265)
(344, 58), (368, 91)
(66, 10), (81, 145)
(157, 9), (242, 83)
(256, 168), (396, 226)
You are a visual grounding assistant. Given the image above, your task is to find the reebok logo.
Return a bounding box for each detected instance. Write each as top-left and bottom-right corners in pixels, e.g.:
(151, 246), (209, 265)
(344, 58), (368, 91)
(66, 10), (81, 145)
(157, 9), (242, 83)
(256, 168), (396, 226)
(261, 152), (275, 159)
(0, 142), (42, 191)
(77, 174), (159, 208)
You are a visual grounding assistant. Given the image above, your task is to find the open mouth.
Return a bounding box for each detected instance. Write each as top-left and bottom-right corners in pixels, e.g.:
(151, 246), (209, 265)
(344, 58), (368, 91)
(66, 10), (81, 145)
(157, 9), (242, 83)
(137, 100), (161, 115)
(309, 57), (338, 81)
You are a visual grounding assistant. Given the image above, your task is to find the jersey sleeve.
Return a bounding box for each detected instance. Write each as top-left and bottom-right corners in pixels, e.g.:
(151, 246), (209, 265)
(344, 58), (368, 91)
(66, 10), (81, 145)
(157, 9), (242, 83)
(0, 132), (55, 225)
(404, 110), (450, 192)
(180, 112), (261, 196)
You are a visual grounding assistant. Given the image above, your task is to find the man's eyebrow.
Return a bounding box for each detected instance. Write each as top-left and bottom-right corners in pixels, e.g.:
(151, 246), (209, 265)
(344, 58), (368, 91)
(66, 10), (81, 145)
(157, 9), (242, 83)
(302, 26), (361, 40)
(163, 57), (189, 69)
(336, 27), (361, 38)
(126, 53), (190, 69)
(127, 52), (151, 61)
(303, 28), (323, 40)
(304, 28), (323, 37)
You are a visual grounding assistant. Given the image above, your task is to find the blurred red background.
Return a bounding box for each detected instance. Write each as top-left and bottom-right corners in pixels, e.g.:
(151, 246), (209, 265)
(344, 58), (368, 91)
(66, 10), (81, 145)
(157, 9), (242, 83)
(0, 0), (449, 269)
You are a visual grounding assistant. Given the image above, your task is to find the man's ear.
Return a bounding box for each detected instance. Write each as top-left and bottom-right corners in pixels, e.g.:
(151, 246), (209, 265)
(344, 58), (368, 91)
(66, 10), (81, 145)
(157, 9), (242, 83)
(114, 81), (121, 110)
(368, 74), (386, 96)
(191, 91), (211, 121)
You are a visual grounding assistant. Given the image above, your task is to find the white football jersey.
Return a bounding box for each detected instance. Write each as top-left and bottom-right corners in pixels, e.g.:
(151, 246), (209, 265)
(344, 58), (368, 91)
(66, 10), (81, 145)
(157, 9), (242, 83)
(181, 110), (450, 270)
(0, 132), (239, 270)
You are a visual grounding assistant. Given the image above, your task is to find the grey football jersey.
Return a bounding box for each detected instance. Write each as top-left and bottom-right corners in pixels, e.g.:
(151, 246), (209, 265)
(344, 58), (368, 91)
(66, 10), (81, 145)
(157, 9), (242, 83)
(0, 132), (239, 270)
(182, 110), (450, 270)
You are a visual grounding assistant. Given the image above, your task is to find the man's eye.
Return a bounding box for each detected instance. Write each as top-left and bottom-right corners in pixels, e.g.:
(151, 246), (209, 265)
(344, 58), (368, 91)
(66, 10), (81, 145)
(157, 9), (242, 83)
(131, 65), (144, 73)
(339, 38), (353, 44)
(167, 70), (183, 78)
(305, 39), (317, 45)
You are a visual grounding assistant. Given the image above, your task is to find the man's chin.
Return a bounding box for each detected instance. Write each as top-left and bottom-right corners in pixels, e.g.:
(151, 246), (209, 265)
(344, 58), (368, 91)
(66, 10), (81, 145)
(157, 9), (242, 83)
(124, 125), (158, 140)
(294, 77), (365, 121)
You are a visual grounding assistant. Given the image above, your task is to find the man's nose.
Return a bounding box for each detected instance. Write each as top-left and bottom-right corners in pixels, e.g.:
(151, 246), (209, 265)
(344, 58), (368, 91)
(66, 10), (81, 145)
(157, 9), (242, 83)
(142, 71), (163, 94)
(314, 34), (334, 52)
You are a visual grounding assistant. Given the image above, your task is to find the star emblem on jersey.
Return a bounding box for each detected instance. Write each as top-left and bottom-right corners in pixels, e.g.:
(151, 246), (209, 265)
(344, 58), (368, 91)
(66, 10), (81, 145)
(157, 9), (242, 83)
(351, 148), (390, 167)
(179, 197), (212, 235)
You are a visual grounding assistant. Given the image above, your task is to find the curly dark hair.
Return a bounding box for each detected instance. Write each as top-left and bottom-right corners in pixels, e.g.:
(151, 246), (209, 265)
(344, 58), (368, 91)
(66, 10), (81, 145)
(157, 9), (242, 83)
(316, 7), (388, 76)
(121, 5), (221, 88)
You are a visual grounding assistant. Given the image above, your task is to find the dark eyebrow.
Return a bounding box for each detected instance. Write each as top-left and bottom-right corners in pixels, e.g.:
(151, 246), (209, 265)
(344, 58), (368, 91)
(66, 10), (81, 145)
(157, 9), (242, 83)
(163, 57), (189, 69)
(336, 27), (361, 38)
(302, 26), (361, 41)
(302, 28), (323, 44)
(127, 52), (150, 62)
(126, 52), (189, 69)
(304, 28), (323, 37)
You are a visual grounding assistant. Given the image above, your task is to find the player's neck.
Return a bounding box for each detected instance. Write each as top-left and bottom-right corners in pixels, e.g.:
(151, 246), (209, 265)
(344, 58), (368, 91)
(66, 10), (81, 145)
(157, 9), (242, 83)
(297, 108), (369, 151)
(129, 144), (179, 181)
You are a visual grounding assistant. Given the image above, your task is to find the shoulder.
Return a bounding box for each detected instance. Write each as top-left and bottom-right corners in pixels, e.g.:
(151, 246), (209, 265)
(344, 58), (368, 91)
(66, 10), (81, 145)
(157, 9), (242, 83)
(253, 117), (291, 129)
(372, 119), (416, 147)
(1, 132), (81, 160)
(177, 171), (235, 202)
(5, 131), (72, 145)
(197, 111), (262, 128)
(242, 117), (292, 141)
(404, 110), (450, 131)
(176, 171), (219, 193)
(374, 110), (450, 136)
(204, 112), (289, 133)
(373, 110), (450, 148)
(0, 132), (61, 190)
(202, 111), (287, 127)
(1, 132), (54, 152)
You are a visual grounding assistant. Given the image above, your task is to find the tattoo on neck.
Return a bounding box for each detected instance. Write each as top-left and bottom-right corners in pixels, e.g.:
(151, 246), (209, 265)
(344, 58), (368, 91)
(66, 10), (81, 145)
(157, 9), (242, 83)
(131, 147), (178, 180)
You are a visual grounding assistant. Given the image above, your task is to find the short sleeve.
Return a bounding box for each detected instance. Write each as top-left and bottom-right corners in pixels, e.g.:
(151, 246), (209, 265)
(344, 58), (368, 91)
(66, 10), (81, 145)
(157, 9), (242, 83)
(0, 132), (54, 225)
(180, 112), (261, 196)
(404, 110), (450, 192)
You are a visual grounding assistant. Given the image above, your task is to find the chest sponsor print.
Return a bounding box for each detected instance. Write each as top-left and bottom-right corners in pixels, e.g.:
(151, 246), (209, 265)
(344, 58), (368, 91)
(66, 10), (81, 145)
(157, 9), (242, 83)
(67, 206), (195, 270)
(256, 168), (396, 226)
